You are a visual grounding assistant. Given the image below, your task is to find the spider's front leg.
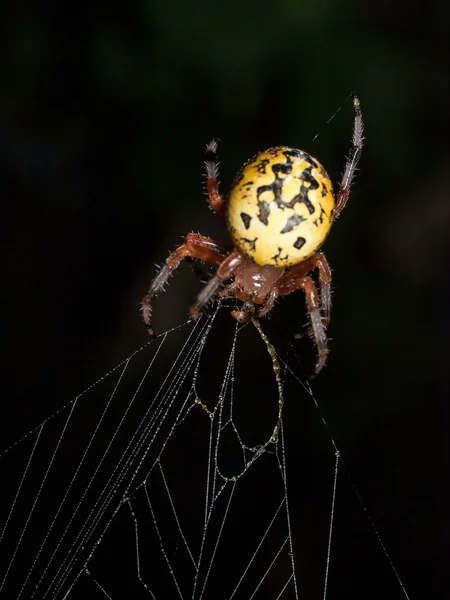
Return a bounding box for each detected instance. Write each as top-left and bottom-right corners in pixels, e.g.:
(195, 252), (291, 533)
(333, 93), (364, 220)
(141, 233), (227, 337)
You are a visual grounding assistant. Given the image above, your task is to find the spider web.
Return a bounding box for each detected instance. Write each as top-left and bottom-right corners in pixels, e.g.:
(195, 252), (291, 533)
(0, 303), (411, 599)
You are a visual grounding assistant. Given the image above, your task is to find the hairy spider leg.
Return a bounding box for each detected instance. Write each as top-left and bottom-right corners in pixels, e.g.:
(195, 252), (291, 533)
(277, 267), (329, 376)
(141, 232), (228, 336)
(333, 93), (364, 219)
(204, 139), (225, 217)
(255, 287), (279, 318)
(190, 250), (243, 318)
(289, 252), (333, 323)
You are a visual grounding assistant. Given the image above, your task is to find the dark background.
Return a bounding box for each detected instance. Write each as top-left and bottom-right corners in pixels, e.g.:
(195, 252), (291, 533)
(0, 0), (448, 598)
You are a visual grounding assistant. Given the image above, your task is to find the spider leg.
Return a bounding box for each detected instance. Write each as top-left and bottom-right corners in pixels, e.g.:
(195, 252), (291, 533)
(278, 272), (329, 376)
(204, 139), (225, 218)
(333, 93), (364, 220)
(185, 256), (211, 284)
(295, 252), (332, 323)
(141, 232), (228, 336)
(278, 252), (332, 323)
(190, 250), (243, 318)
(217, 280), (239, 298)
(256, 286), (278, 318)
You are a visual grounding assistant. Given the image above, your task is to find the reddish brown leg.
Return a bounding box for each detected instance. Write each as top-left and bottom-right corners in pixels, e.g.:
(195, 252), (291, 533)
(256, 286), (278, 318)
(333, 93), (364, 220)
(278, 273), (329, 376)
(278, 252), (332, 323)
(190, 250), (243, 318)
(141, 233), (228, 336)
(204, 139), (225, 218)
(298, 252), (332, 323)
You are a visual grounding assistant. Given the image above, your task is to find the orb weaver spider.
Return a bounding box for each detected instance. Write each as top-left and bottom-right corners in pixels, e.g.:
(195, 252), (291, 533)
(142, 94), (363, 376)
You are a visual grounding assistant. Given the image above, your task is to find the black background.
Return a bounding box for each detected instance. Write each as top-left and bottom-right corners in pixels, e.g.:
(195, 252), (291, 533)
(0, 0), (448, 598)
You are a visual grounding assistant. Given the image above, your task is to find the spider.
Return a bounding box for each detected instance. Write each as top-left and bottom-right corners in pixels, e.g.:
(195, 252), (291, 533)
(141, 94), (363, 376)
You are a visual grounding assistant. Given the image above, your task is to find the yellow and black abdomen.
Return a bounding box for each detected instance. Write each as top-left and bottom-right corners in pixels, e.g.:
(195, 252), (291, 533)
(226, 147), (335, 267)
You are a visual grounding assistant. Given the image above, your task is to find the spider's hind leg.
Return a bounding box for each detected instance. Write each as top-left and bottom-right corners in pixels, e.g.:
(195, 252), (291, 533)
(310, 252), (332, 324)
(300, 276), (330, 376)
(277, 269), (329, 377)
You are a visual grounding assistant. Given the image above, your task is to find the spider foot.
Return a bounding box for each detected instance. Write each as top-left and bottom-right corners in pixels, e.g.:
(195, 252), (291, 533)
(311, 348), (330, 379)
(145, 326), (156, 339)
(141, 296), (156, 338)
(189, 305), (202, 320)
(307, 305), (330, 377)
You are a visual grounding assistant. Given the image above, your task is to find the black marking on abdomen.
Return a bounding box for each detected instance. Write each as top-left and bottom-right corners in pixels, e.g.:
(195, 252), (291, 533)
(257, 201), (271, 225)
(282, 167), (319, 214)
(255, 158), (270, 174)
(293, 237), (306, 250)
(284, 149), (318, 169)
(280, 214), (306, 233)
(241, 237), (257, 251)
(271, 247), (290, 263)
(255, 154), (321, 230)
(272, 162), (293, 176)
(240, 212), (252, 229)
(313, 205), (327, 226)
(257, 178), (283, 205)
(256, 151), (294, 208)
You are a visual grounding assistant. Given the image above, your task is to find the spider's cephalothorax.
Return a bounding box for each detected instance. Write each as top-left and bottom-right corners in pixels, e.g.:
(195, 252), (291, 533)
(141, 95), (364, 376)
